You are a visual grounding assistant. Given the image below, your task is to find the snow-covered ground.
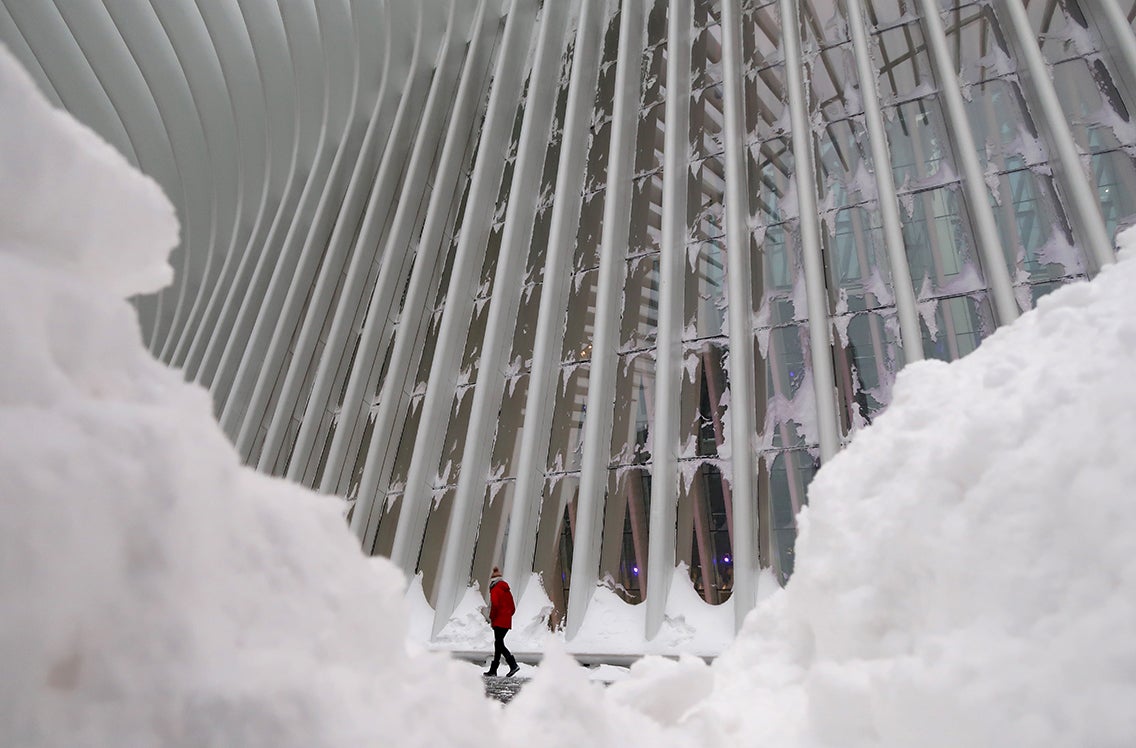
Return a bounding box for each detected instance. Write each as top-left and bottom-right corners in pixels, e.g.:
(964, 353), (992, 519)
(411, 564), (774, 659)
(3, 44), (1135, 747)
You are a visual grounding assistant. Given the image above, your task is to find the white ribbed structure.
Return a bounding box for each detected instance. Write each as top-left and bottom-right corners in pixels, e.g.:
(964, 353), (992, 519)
(7, 0), (1134, 653)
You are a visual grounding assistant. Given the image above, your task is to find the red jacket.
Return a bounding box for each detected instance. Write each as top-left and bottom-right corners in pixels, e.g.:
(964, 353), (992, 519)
(489, 579), (515, 629)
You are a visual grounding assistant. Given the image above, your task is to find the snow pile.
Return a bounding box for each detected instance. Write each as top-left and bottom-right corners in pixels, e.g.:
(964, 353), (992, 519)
(420, 566), (742, 658)
(0, 46), (494, 747)
(600, 241), (1136, 745)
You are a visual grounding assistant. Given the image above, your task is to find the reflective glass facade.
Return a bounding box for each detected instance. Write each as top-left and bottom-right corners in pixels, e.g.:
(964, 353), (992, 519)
(6, 0), (1134, 646)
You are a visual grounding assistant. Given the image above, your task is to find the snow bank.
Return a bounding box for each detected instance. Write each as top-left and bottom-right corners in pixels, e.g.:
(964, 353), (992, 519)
(600, 241), (1136, 745)
(420, 567), (740, 658)
(0, 46), (495, 747)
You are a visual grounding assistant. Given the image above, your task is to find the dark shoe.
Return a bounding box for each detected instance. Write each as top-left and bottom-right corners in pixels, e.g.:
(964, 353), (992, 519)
(506, 664), (520, 678)
(484, 670), (498, 677)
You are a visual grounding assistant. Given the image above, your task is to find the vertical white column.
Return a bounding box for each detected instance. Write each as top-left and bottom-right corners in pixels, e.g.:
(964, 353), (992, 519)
(566, 0), (645, 640)
(999, 0), (1115, 272)
(322, 4), (469, 498)
(283, 18), (436, 482)
(719, 0), (760, 630)
(231, 9), (382, 458)
(502, 0), (606, 599)
(211, 0), (346, 433)
(387, 0), (537, 575)
(257, 10), (426, 474)
(350, 0), (497, 552)
(431, 0), (571, 634)
(844, 0), (923, 363)
(916, 0), (1020, 324)
(173, 0), (274, 382)
(184, 0), (301, 386)
(1088, 0), (1136, 119)
(780, 0), (842, 463)
(644, 0), (691, 641)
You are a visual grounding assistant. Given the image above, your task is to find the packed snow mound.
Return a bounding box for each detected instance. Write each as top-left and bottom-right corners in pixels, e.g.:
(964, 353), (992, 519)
(641, 241), (1136, 746)
(0, 45), (494, 747)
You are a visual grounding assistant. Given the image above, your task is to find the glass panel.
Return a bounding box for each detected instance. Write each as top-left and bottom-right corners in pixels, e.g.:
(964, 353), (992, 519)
(748, 137), (794, 227)
(610, 352), (655, 466)
(1092, 149), (1136, 240)
(833, 309), (904, 433)
(509, 283), (541, 373)
(945, 3), (1012, 84)
(754, 223), (803, 324)
(585, 117), (613, 195)
(370, 491), (401, 558)
(526, 209), (551, 285)
(534, 474), (579, 627)
(745, 64), (788, 141)
(628, 173), (664, 255)
(691, 85), (726, 159)
(574, 191), (605, 271)
(414, 311), (443, 390)
(689, 155), (726, 242)
(873, 20), (933, 102)
(417, 487), (455, 602)
(988, 168), (1083, 284)
(678, 341), (730, 459)
(964, 78), (1043, 172)
(764, 450), (816, 583)
(470, 481), (512, 588)
(491, 374), (529, 480)
(757, 323), (810, 450)
(684, 240), (728, 340)
(862, 0), (916, 29)
(641, 33), (667, 109)
(459, 299), (489, 386)
(1028, 0), (1093, 66)
(436, 389), (473, 488)
(920, 293), (995, 361)
(693, 24), (723, 90)
(678, 460), (733, 604)
(808, 43), (860, 120)
(620, 253), (660, 351)
(1052, 58), (1128, 154)
(802, 0), (851, 49)
(900, 186), (985, 298)
(742, 2), (783, 67)
(635, 102), (666, 176)
(824, 203), (895, 313)
(598, 467), (651, 604)
(885, 96), (953, 188)
(547, 364), (589, 473)
(816, 117), (871, 210)
(387, 395), (423, 492)
(563, 269), (598, 363)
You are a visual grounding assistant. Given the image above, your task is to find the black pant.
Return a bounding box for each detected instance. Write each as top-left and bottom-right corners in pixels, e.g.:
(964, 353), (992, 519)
(490, 626), (517, 672)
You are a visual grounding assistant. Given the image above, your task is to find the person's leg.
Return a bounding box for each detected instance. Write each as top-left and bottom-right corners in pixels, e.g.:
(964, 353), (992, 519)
(501, 629), (518, 675)
(487, 627), (506, 674)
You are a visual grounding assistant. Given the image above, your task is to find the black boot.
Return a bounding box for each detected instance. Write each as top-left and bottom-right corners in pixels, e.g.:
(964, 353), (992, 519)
(506, 663), (520, 677)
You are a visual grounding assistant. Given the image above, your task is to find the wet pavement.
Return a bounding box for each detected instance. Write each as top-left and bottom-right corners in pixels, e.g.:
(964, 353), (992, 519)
(482, 675), (527, 703)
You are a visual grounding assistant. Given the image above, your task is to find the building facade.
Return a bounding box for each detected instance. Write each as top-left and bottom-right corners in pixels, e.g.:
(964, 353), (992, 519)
(5, 0), (1136, 645)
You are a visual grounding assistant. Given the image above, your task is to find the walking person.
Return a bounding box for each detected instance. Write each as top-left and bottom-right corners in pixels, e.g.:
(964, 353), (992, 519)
(484, 567), (520, 677)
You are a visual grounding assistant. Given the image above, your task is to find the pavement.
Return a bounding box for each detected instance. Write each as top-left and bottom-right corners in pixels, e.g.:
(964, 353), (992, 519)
(482, 674), (528, 703)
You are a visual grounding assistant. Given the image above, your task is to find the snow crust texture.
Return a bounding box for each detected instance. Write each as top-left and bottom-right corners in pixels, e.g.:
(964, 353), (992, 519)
(3, 44), (1136, 748)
